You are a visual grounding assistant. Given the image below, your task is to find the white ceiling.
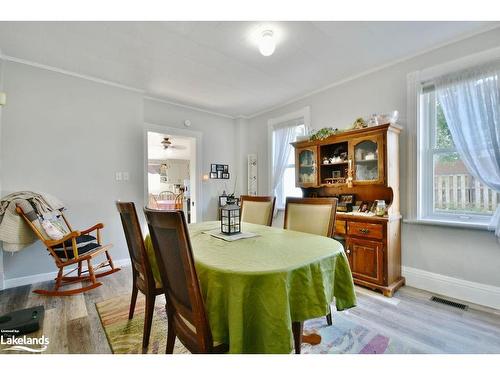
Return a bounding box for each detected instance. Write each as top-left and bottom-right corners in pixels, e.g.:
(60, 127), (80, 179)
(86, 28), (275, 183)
(147, 131), (192, 160)
(0, 21), (497, 117)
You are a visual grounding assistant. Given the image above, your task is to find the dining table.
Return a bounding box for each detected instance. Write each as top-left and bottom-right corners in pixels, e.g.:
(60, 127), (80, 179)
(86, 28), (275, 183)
(144, 220), (357, 354)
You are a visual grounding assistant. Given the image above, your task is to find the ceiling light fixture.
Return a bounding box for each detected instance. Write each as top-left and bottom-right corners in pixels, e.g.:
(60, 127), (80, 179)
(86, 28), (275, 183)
(258, 30), (276, 57)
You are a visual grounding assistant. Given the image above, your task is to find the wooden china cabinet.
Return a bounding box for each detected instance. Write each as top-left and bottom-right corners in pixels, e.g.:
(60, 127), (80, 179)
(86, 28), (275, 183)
(292, 123), (404, 297)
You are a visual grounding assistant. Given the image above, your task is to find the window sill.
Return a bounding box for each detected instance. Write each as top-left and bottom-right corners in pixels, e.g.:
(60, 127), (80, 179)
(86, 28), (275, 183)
(403, 217), (493, 231)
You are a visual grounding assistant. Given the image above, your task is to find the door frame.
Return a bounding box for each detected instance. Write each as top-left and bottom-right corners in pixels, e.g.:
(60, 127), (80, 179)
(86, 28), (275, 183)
(143, 122), (203, 222)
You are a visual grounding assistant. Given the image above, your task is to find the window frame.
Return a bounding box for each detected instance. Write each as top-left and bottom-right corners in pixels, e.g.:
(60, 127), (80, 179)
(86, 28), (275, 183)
(418, 87), (494, 228)
(406, 47), (500, 230)
(274, 127), (305, 209)
(268, 107), (311, 210)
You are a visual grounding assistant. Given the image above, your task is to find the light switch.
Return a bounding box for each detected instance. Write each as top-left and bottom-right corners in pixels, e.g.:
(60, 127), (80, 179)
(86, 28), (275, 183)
(115, 172), (122, 181)
(123, 172), (130, 181)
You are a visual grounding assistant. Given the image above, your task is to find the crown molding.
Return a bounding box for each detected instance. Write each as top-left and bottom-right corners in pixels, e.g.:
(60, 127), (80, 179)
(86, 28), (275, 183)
(245, 23), (500, 119)
(0, 54), (145, 94)
(143, 95), (235, 120)
(0, 53), (238, 120)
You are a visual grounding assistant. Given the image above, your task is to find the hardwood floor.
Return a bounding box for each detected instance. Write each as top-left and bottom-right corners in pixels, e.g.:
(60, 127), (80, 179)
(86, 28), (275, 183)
(1, 266), (499, 354)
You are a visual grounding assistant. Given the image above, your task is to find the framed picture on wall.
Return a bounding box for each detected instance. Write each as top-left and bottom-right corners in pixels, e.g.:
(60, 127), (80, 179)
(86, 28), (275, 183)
(210, 163), (229, 179)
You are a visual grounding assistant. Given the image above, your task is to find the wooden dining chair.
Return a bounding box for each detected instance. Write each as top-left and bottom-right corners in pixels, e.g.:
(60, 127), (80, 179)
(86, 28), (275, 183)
(240, 195), (276, 226)
(175, 193), (184, 210)
(148, 193), (159, 209)
(116, 202), (163, 351)
(284, 196), (338, 327)
(15, 206), (120, 296)
(284, 197), (337, 238)
(144, 208), (228, 354)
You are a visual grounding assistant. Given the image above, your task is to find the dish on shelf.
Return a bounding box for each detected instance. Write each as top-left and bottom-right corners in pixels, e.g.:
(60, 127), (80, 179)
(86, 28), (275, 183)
(321, 161), (348, 166)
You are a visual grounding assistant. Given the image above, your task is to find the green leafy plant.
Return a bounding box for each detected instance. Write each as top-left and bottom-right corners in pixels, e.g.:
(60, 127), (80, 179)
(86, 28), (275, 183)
(310, 127), (339, 141)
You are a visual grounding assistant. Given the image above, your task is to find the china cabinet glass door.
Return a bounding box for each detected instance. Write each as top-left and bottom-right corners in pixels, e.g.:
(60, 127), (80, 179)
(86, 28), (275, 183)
(296, 147), (317, 187)
(350, 135), (384, 184)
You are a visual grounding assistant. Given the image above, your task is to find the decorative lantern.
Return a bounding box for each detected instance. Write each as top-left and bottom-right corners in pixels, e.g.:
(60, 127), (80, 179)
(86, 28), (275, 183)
(220, 203), (241, 235)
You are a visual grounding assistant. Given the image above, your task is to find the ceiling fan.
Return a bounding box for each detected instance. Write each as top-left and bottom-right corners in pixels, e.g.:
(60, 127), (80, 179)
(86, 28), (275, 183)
(161, 137), (186, 150)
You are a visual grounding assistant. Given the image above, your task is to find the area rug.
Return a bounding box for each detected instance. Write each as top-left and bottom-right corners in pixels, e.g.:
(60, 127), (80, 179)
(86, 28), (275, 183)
(96, 294), (188, 354)
(96, 294), (419, 354)
(300, 313), (420, 354)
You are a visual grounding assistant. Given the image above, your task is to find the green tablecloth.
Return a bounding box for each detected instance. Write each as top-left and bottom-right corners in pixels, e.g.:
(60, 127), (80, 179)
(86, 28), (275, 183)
(145, 221), (356, 353)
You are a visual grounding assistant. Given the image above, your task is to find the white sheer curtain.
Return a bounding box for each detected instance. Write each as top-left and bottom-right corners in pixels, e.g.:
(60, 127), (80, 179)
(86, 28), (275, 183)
(435, 61), (500, 237)
(271, 120), (303, 207)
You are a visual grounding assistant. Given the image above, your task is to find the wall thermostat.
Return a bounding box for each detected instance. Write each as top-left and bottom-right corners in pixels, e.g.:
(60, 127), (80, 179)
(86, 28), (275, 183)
(184, 120), (191, 127)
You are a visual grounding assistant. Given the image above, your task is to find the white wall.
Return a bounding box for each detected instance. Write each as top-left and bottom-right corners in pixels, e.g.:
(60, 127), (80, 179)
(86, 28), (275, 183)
(0, 61), (238, 284)
(0, 62), (144, 281)
(233, 117), (248, 197)
(241, 27), (500, 291)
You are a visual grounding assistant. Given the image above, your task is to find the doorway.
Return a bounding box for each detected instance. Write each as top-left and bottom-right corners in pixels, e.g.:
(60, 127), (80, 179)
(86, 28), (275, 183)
(145, 127), (200, 223)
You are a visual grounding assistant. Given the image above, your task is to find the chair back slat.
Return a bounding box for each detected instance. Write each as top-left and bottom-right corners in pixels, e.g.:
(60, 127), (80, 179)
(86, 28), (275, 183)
(143, 208), (213, 352)
(116, 202), (154, 285)
(60, 212), (74, 232)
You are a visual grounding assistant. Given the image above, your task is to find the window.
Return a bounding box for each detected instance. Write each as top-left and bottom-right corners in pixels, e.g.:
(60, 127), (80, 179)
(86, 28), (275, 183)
(419, 86), (500, 226)
(271, 122), (305, 209)
(268, 107), (310, 209)
(277, 124), (305, 208)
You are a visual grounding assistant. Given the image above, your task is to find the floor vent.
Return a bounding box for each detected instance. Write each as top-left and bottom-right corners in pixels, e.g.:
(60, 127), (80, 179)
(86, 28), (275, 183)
(430, 296), (468, 310)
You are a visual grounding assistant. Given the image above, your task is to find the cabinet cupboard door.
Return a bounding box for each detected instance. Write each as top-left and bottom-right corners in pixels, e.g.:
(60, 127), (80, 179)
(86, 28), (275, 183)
(347, 237), (384, 285)
(295, 146), (318, 187)
(349, 134), (385, 184)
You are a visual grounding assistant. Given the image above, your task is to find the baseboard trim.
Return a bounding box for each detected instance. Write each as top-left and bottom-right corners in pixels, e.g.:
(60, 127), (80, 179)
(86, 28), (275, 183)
(3, 258), (131, 290)
(402, 266), (500, 310)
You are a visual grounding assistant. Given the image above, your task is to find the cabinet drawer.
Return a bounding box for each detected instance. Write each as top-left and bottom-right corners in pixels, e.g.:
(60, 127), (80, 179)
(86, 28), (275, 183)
(347, 221), (383, 240)
(335, 220), (346, 235)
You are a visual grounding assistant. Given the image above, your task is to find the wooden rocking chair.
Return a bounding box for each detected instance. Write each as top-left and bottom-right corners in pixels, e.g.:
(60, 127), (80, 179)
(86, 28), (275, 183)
(16, 206), (120, 296)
